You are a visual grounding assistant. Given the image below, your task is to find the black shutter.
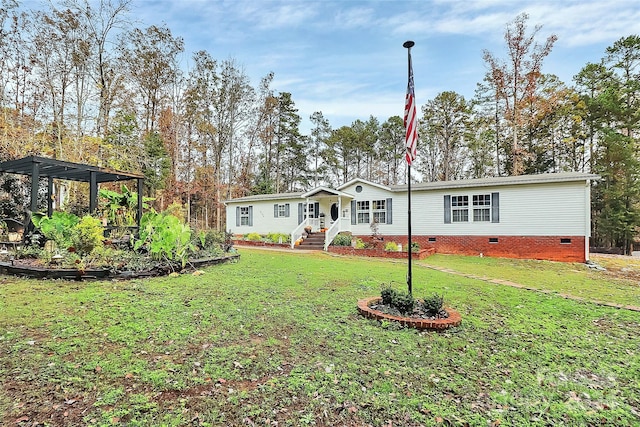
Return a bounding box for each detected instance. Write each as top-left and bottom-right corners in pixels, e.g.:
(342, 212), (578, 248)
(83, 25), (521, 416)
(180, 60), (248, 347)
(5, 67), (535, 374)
(444, 195), (451, 224)
(274, 204), (278, 218)
(285, 203), (290, 217)
(351, 200), (356, 225)
(236, 206), (240, 227)
(298, 203), (303, 224)
(248, 206), (253, 226)
(491, 192), (500, 223)
(386, 198), (392, 224)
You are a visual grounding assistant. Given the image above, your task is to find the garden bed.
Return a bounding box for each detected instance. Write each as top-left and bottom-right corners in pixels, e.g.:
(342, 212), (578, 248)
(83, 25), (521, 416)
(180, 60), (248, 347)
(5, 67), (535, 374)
(0, 254), (240, 281)
(328, 247), (434, 259)
(233, 239), (291, 249)
(357, 296), (461, 330)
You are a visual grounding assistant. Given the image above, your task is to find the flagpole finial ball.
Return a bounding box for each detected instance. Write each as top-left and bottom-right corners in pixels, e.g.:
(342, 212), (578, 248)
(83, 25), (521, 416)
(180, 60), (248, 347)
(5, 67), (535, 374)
(403, 40), (415, 49)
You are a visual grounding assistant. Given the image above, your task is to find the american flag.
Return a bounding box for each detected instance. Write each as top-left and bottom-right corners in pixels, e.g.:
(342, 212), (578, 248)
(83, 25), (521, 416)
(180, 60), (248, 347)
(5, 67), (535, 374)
(404, 52), (418, 165)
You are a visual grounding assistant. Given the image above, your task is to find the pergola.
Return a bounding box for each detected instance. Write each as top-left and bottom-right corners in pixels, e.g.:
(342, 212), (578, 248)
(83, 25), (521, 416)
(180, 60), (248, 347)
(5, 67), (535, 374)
(0, 156), (145, 230)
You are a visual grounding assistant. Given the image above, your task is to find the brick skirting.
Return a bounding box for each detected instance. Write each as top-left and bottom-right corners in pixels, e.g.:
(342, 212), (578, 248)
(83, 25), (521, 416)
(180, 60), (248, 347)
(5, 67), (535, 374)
(353, 235), (587, 263)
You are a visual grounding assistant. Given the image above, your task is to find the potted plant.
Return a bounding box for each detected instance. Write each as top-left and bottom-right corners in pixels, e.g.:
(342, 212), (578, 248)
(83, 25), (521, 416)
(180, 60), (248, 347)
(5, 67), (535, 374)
(304, 225), (312, 234)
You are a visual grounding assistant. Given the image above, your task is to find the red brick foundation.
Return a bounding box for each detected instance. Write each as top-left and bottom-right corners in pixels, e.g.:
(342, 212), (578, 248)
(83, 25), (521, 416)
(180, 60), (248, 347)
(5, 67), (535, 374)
(354, 235), (586, 263)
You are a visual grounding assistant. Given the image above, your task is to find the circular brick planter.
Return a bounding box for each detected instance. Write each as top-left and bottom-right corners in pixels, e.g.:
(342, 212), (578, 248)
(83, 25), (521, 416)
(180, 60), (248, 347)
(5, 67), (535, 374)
(357, 297), (462, 331)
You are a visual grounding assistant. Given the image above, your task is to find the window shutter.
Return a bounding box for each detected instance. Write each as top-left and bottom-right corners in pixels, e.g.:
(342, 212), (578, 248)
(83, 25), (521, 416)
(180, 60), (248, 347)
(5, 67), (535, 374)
(314, 202), (319, 218)
(351, 200), (356, 225)
(444, 195), (451, 224)
(298, 203), (303, 224)
(285, 203), (290, 217)
(386, 198), (392, 224)
(274, 204), (278, 218)
(236, 206), (240, 227)
(248, 206), (253, 226)
(491, 192), (500, 223)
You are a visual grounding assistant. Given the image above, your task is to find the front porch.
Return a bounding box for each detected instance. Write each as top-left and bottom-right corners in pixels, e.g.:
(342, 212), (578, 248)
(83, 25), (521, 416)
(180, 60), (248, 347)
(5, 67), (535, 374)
(290, 187), (353, 250)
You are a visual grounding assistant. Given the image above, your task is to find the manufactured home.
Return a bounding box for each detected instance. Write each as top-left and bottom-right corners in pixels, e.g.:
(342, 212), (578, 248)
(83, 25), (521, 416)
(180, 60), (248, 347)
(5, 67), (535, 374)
(225, 172), (598, 262)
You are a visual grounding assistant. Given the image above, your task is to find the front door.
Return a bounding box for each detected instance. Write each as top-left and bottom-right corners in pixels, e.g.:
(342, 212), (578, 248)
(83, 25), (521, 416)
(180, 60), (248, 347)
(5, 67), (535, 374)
(330, 203), (338, 221)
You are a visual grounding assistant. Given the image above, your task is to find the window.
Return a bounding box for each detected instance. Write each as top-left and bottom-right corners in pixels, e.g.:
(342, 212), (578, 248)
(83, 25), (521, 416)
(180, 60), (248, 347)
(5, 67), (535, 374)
(274, 203), (290, 218)
(240, 207), (250, 225)
(372, 199), (386, 224)
(451, 196), (468, 222)
(355, 185), (363, 193)
(473, 194), (491, 222)
(356, 201), (370, 224)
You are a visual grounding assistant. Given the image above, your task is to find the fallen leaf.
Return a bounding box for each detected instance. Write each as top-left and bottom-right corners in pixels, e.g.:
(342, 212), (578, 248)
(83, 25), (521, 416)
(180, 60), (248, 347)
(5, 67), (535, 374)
(125, 373), (134, 379)
(14, 416), (30, 423)
(95, 366), (102, 373)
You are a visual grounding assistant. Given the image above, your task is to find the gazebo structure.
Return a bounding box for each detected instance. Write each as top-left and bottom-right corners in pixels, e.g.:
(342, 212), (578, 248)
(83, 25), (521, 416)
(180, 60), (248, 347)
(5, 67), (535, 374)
(0, 156), (144, 233)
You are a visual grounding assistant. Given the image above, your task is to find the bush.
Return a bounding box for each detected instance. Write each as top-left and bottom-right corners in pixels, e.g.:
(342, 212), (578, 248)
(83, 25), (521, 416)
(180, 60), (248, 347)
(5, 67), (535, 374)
(266, 232), (290, 244)
(421, 293), (445, 315)
(381, 286), (397, 305)
(380, 286), (415, 315)
(331, 233), (352, 246)
(384, 241), (399, 252)
(246, 232), (262, 242)
(355, 238), (366, 249)
(70, 215), (104, 256)
(392, 291), (415, 315)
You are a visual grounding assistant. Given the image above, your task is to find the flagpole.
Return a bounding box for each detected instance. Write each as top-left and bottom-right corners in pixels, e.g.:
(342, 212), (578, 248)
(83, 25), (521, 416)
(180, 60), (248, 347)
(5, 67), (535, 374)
(403, 40), (415, 296)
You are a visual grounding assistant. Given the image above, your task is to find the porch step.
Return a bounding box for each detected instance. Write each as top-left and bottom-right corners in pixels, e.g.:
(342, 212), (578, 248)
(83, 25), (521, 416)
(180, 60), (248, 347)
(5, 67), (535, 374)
(297, 232), (326, 250)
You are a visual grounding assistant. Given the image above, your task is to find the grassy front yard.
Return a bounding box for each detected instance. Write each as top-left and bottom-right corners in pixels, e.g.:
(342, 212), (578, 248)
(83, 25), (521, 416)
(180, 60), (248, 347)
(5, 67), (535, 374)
(1, 249), (639, 426)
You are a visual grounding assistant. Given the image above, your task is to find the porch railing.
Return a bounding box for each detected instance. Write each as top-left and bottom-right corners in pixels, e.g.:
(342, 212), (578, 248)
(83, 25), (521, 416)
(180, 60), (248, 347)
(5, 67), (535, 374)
(290, 219), (309, 249)
(324, 217), (351, 250)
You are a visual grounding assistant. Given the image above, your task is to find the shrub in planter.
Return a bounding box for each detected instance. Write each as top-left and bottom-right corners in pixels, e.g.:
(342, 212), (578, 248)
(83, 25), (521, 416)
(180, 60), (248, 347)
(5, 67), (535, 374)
(246, 232), (262, 242)
(331, 233), (352, 246)
(379, 286), (416, 315)
(421, 293), (445, 315)
(384, 241), (399, 252)
(355, 238), (366, 249)
(381, 286), (398, 305)
(266, 232), (290, 243)
(392, 291), (415, 315)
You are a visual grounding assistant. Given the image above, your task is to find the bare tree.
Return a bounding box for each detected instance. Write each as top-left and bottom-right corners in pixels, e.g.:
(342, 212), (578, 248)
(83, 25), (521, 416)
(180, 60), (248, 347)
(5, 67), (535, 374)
(483, 13), (556, 175)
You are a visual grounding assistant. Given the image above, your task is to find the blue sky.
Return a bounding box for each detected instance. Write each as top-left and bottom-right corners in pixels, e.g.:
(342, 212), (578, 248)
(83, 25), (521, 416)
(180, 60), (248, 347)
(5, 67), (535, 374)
(132, 0), (640, 133)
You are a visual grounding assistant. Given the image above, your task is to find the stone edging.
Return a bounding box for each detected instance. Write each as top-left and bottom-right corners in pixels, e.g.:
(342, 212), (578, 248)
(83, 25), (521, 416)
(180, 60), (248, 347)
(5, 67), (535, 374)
(357, 297), (462, 330)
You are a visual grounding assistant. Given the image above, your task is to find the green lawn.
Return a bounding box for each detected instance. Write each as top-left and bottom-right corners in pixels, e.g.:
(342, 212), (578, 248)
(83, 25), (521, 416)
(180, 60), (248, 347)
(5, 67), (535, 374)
(1, 248), (639, 426)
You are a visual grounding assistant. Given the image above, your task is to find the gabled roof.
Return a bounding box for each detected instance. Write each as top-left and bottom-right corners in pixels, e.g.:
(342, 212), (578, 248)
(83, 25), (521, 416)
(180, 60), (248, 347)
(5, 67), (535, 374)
(301, 186), (353, 199)
(337, 178), (391, 192)
(0, 155), (143, 183)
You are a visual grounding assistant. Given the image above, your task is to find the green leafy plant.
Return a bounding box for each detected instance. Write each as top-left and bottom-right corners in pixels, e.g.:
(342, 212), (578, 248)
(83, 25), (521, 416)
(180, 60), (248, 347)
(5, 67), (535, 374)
(384, 241), (399, 252)
(355, 238), (366, 249)
(331, 233), (352, 246)
(246, 232), (262, 242)
(31, 211), (80, 249)
(99, 185), (154, 227)
(70, 215), (104, 256)
(266, 232), (290, 244)
(133, 212), (193, 267)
